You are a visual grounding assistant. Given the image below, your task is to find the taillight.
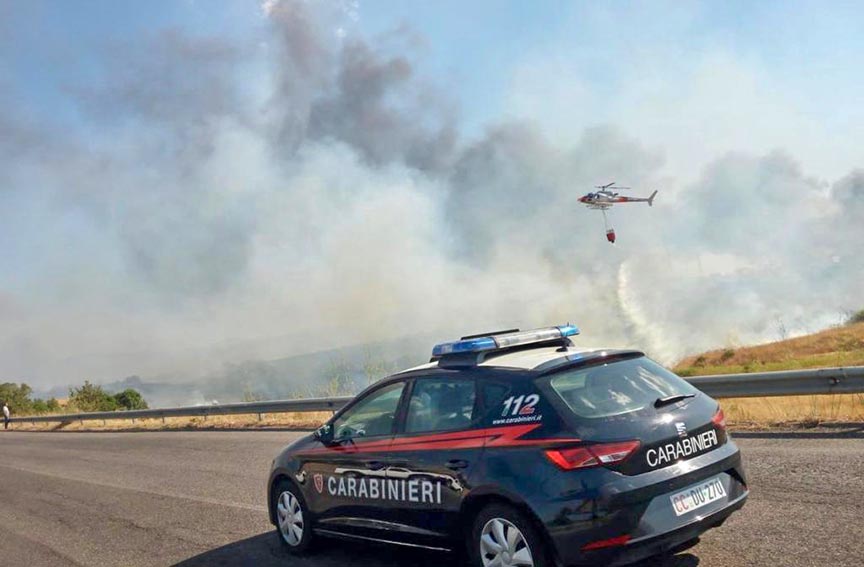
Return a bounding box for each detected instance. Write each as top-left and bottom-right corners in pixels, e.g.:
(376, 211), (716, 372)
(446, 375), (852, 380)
(545, 440), (641, 470)
(712, 407), (727, 431)
(582, 534), (631, 551)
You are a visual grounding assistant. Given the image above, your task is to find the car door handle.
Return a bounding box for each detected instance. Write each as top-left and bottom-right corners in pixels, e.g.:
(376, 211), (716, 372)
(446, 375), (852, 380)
(446, 459), (469, 470)
(366, 460), (386, 471)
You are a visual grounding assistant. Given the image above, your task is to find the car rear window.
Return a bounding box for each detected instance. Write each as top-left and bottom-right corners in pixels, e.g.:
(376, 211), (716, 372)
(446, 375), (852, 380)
(548, 356), (698, 419)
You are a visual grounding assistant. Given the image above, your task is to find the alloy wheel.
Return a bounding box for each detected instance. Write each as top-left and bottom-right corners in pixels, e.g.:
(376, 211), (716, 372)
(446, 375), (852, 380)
(479, 517), (534, 567)
(276, 491), (305, 546)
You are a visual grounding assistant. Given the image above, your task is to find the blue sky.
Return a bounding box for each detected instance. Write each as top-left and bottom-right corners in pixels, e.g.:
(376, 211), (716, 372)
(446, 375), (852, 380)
(5, 0), (863, 180)
(2, 0), (863, 388)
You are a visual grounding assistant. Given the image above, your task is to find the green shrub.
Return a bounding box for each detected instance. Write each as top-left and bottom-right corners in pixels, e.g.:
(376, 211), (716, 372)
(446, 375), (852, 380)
(30, 399), (51, 414)
(848, 309), (864, 325)
(719, 348), (735, 363)
(113, 388), (148, 410)
(69, 381), (119, 412)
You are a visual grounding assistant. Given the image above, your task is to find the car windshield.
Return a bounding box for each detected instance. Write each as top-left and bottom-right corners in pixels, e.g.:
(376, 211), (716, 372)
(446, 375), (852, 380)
(549, 356), (698, 419)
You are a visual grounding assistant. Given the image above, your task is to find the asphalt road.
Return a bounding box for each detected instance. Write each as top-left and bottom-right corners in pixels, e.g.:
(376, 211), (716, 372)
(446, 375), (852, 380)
(0, 429), (862, 567)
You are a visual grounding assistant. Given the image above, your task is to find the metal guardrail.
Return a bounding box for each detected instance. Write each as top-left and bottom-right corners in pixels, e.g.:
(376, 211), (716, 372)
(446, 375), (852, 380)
(685, 366), (864, 399)
(9, 396), (352, 424)
(9, 366), (864, 424)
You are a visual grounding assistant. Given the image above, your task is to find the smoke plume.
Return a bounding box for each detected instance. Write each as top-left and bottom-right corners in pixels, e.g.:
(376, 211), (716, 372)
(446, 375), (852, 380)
(1, 0), (861, 390)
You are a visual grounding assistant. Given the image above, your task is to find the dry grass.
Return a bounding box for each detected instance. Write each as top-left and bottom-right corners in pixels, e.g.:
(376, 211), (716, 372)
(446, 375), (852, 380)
(674, 322), (864, 427)
(675, 322), (864, 377)
(721, 393), (864, 427)
(10, 401), (862, 432)
(10, 411), (333, 432)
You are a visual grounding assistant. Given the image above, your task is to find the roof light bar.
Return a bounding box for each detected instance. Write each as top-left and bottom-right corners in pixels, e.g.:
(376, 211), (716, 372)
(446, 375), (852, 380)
(432, 324), (579, 358)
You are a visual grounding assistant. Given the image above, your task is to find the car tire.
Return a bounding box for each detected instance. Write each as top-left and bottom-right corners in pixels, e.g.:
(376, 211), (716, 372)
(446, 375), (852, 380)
(469, 503), (552, 567)
(273, 480), (315, 555)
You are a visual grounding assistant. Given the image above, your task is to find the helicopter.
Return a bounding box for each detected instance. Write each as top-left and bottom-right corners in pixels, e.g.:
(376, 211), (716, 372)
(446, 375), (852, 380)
(578, 182), (658, 243)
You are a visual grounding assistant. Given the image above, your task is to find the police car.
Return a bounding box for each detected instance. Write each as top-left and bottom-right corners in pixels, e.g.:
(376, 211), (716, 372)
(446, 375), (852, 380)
(267, 325), (747, 566)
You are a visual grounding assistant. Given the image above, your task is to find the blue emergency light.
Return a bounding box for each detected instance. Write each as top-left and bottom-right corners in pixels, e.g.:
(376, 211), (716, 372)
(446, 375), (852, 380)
(432, 324), (580, 358)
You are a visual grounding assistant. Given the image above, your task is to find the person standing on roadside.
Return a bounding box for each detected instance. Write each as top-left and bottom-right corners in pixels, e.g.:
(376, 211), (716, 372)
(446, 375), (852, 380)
(2, 402), (9, 430)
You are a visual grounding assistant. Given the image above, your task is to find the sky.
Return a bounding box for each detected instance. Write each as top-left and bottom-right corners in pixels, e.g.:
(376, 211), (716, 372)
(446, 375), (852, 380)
(1, 0), (863, 389)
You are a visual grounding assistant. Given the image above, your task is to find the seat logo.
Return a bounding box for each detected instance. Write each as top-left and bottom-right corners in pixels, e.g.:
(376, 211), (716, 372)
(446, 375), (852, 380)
(314, 473), (324, 494)
(675, 422), (688, 438)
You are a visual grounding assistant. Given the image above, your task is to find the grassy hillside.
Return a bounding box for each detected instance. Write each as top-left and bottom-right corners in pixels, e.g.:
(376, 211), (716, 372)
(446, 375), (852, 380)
(674, 322), (864, 377)
(674, 322), (864, 426)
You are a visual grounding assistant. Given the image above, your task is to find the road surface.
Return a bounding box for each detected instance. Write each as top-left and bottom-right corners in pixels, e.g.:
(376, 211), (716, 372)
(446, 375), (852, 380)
(0, 429), (861, 566)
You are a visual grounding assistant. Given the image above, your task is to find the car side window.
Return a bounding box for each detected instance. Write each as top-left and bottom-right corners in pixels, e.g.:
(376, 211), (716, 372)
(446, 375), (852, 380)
(404, 378), (477, 434)
(332, 381), (406, 440)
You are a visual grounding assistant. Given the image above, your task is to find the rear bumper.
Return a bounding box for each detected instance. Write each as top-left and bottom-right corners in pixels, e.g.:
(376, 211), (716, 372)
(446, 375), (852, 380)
(590, 490), (748, 566)
(544, 441), (747, 566)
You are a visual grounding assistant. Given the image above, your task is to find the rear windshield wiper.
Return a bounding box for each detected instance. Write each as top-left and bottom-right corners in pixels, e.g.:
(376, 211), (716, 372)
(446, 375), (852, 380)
(654, 393), (696, 408)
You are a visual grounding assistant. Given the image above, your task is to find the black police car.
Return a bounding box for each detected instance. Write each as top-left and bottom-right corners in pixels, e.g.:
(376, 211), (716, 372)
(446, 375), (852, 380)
(267, 325), (747, 566)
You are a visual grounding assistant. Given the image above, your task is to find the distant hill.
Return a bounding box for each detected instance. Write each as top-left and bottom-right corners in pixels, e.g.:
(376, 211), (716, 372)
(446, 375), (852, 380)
(196, 334), (434, 403)
(36, 334), (436, 408)
(674, 322), (864, 377)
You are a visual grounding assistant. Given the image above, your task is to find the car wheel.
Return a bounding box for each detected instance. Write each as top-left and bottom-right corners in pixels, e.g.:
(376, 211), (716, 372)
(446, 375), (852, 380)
(273, 480), (315, 554)
(470, 503), (552, 567)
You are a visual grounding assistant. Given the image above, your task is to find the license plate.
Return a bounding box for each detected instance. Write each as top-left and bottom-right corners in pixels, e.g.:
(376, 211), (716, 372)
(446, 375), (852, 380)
(669, 476), (726, 516)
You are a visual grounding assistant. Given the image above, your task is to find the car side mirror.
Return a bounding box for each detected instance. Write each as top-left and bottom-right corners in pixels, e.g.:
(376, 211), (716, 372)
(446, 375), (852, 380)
(314, 423), (334, 445)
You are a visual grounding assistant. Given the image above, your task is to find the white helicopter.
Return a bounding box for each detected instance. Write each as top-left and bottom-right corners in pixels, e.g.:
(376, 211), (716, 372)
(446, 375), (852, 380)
(578, 182), (658, 243)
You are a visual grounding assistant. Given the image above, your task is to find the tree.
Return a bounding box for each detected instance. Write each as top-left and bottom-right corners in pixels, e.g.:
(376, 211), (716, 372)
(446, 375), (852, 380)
(0, 384), (63, 416)
(113, 389), (149, 410)
(0, 382), (35, 414)
(69, 381), (119, 412)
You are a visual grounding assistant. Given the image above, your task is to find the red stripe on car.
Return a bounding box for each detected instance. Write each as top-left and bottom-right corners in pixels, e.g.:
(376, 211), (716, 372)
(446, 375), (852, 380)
(299, 424), (580, 455)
